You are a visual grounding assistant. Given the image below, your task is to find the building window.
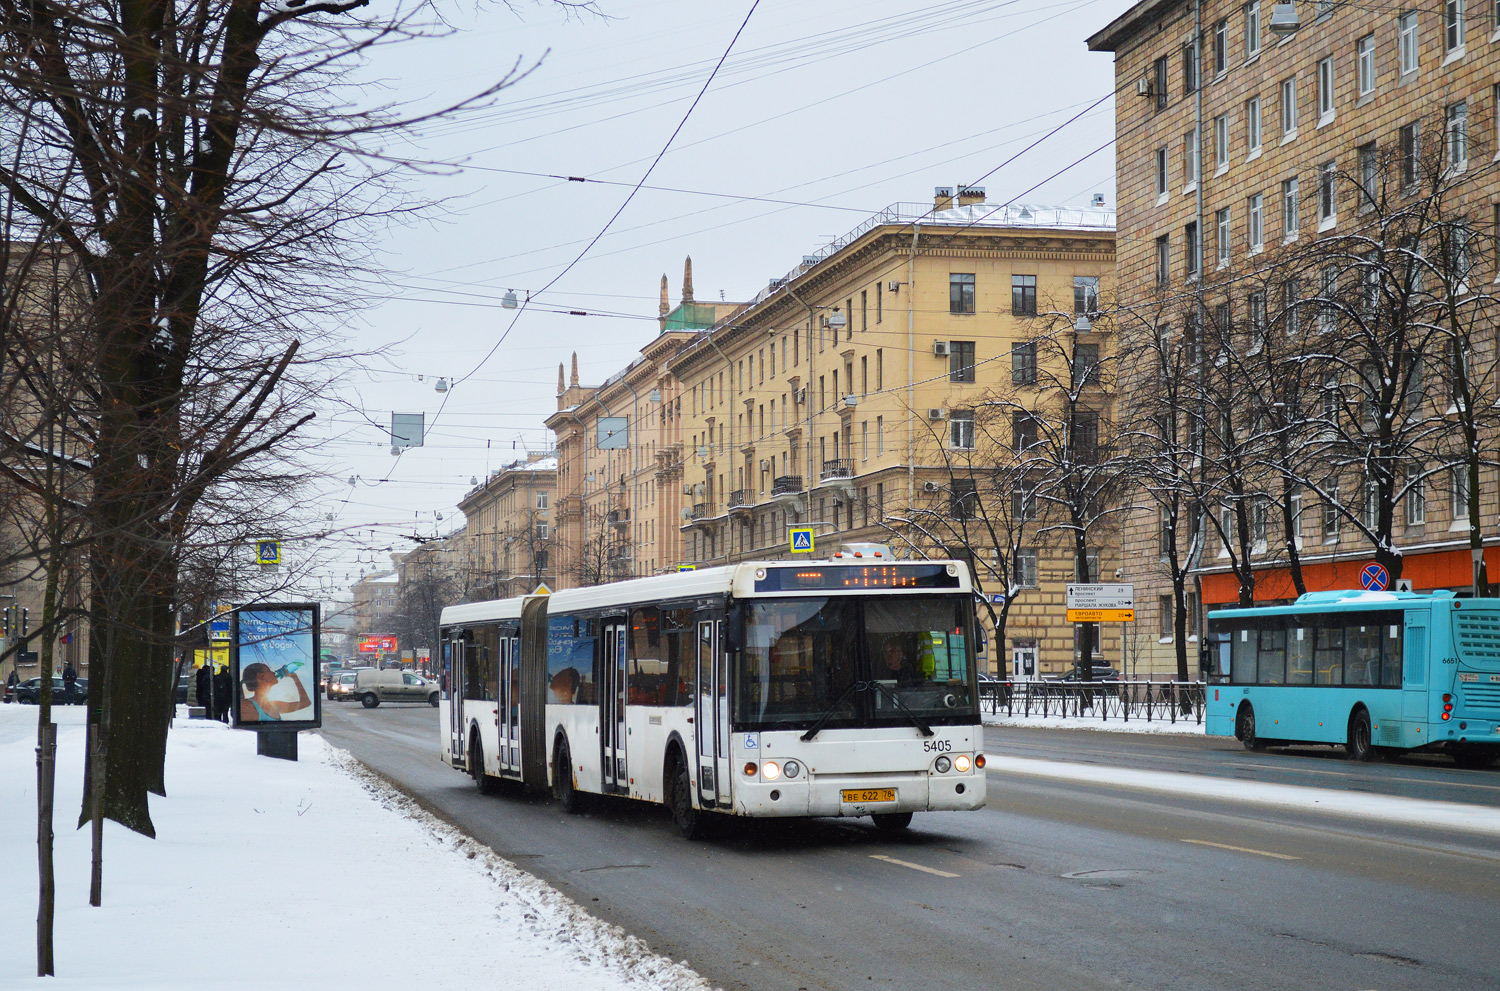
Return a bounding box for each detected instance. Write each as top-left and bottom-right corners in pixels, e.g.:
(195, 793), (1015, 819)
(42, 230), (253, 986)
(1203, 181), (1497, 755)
(1319, 267), (1339, 333)
(876, 348), (883, 389)
(1248, 193), (1264, 252)
(1156, 235), (1170, 285)
(1183, 129), (1199, 187)
(1447, 100), (1468, 169)
(1323, 486), (1340, 540)
(949, 340), (976, 382)
(1012, 412), (1039, 452)
(1013, 479), (1037, 522)
(1011, 274), (1037, 315)
(950, 272), (975, 313)
(1155, 146), (1169, 197)
(950, 478), (978, 519)
(877, 416), (884, 455)
(1358, 143), (1378, 206)
(1248, 291), (1267, 350)
(1316, 57), (1335, 121)
(1183, 40), (1199, 94)
(1015, 548), (1039, 588)
(1012, 341), (1037, 385)
(1213, 19), (1228, 75)
(534, 550), (549, 571)
(1076, 343), (1101, 387)
(1284, 279), (1301, 335)
(1246, 96), (1262, 155)
(1318, 161), (1336, 223)
(1251, 496), (1269, 548)
(1280, 76), (1298, 138)
(1216, 208), (1231, 267)
(1451, 220), (1473, 288)
(536, 492), (549, 509)
(1407, 479), (1426, 525)
(1399, 12), (1419, 75)
(1185, 221), (1200, 276)
(1357, 34), (1375, 96)
(1073, 276), (1099, 315)
(1446, 0), (1466, 51)
(950, 409), (975, 450)
(1214, 114), (1229, 171)
(1283, 176), (1300, 237)
(1159, 594), (1175, 637)
(535, 522), (549, 539)
(876, 282), (882, 323)
(860, 289), (867, 332)
(1400, 121), (1420, 186)
(1245, 1), (1261, 58)
(1452, 466), (1470, 518)
(1154, 55), (1169, 111)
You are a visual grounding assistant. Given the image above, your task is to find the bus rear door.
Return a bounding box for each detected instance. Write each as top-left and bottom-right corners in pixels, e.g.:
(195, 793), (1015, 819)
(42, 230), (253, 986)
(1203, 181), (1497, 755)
(1403, 610), (1429, 730)
(447, 636), (466, 766)
(602, 622), (628, 794)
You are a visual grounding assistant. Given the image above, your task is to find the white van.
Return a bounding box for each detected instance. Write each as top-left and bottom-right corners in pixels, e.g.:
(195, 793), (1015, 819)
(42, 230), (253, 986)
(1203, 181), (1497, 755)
(353, 669), (439, 708)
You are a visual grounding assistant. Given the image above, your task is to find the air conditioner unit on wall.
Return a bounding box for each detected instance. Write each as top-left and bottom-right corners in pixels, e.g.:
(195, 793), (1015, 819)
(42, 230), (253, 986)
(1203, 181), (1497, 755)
(927, 408), (945, 420)
(933, 341), (951, 356)
(760, 459), (770, 470)
(922, 481), (940, 493)
(795, 387), (807, 403)
(1136, 76), (1151, 97)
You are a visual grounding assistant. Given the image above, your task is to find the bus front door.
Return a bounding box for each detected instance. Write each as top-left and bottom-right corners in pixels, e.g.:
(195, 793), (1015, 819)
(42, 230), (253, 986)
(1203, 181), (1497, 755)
(602, 622), (627, 794)
(448, 638), (466, 766)
(696, 619), (729, 808)
(496, 636), (514, 775)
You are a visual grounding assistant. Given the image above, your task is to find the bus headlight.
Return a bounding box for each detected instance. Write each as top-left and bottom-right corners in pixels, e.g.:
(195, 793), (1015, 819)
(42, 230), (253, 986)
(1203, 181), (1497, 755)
(934, 756), (952, 773)
(762, 761), (781, 781)
(954, 755), (972, 773)
(782, 760), (801, 779)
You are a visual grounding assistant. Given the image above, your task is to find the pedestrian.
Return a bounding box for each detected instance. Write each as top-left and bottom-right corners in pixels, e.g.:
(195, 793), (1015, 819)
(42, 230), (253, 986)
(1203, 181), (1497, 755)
(62, 662), (77, 704)
(196, 662), (213, 716)
(212, 663), (233, 723)
(5, 668), (17, 690)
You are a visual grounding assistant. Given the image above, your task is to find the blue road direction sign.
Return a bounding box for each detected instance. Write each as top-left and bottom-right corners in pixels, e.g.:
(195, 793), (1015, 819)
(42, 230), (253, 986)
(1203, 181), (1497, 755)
(254, 539), (281, 566)
(1360, 563), (1390, 591)
(789, 527), (815, 554)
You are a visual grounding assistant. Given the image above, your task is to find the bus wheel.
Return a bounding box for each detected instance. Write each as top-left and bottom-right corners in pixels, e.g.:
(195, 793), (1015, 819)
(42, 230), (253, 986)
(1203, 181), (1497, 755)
(668, 753), (702, 840)
(873, 812), (914, 831)
(1346, 708), (1375, 761)
(428, 692), (439, 707)
(1235, 705), (1266, 751)
(470, 737), (499, 795)
(553, 739), (587, 814)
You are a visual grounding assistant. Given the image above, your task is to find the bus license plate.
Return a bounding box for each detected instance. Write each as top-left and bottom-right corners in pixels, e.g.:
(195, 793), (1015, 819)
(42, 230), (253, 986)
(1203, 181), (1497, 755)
(842, 788), (896, 803)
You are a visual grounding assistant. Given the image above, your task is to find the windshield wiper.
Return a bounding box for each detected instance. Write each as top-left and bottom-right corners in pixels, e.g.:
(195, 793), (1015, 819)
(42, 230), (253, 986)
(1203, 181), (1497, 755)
(800, 681), (859, 741)
(866, 681), (934, 737)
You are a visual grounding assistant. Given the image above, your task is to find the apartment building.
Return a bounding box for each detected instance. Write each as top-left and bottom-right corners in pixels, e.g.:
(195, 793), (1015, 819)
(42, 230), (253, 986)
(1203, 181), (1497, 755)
(551, 192), (1120, 677)
(457, 452), (557, 599)
(1089, 0), (1500, 676)
(546, 262), (739, 589)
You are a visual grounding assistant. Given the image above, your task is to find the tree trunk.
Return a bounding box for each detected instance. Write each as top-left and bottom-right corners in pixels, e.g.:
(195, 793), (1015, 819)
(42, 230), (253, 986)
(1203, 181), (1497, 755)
(1075, 532), (1094, 679)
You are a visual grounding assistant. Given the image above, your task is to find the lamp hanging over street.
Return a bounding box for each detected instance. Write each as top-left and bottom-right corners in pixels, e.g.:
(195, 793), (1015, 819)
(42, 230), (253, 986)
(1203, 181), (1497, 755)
(1268, 3), (1299, 34)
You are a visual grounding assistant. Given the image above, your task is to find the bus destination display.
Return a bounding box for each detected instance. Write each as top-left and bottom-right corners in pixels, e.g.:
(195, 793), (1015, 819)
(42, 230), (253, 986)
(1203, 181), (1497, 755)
(754, 564), (961, 592)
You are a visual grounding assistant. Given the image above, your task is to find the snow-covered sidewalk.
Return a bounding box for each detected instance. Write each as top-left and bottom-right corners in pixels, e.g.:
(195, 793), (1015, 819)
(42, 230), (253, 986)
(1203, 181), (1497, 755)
(0, 704), (709, 991)
(982, 711), (1205, 735)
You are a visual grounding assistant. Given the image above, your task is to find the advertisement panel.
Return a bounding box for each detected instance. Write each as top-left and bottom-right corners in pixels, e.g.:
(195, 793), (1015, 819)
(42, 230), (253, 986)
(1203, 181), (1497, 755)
(358, 635), (397, 653)
(232, 603), (321, 730)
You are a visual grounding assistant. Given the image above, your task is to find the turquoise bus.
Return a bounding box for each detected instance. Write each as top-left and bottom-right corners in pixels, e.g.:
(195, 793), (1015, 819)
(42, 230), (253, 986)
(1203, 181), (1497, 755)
(1204, 590), (1500, 767)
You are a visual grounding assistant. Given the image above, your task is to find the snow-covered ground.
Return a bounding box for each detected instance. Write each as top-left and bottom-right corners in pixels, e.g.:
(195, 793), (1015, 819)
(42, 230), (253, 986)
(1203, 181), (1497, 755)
(982, 711), (1205, 735)
(0, 704), (710, 991)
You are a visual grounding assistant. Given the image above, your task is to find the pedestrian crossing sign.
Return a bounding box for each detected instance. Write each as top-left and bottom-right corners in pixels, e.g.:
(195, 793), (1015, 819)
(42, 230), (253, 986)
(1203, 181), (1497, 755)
(789, 527), (815, 554)
(254, 539), (280, 566)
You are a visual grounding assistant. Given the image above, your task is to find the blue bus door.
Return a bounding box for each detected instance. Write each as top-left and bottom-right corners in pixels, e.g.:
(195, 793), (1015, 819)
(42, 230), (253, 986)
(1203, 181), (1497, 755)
(1403, 612), (1429, 728)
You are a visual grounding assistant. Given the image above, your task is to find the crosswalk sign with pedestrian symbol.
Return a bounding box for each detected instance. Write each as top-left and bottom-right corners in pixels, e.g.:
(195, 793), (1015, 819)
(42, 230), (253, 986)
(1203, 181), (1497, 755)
(255, 539), (281, 566)
(789, 527), (814, 554)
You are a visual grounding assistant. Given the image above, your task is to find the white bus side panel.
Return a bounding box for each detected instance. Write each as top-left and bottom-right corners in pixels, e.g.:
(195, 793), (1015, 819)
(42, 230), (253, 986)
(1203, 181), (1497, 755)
(548, 703), (602, 794)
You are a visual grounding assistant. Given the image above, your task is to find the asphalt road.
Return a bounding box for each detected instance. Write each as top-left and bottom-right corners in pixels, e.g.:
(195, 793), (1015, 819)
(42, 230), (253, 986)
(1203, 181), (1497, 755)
(319, 703), (1500, 991)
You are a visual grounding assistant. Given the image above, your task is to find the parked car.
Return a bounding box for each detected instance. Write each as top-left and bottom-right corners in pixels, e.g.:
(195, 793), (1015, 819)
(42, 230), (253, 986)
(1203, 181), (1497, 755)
(1054, 665), (1122, 682)
(328, 671), (360, 702)
(352, 669), (439, 708)
(14, 677), (88, 704)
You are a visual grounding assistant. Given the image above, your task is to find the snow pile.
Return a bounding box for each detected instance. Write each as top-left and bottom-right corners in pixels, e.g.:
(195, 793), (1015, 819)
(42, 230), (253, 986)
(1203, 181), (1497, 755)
(0, 705), (712, 991)
(983, 711), (1205, 736)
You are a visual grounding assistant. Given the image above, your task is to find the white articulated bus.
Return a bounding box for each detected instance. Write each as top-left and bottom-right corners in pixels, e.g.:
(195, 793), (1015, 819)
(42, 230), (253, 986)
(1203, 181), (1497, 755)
(437, 558), (987, 837)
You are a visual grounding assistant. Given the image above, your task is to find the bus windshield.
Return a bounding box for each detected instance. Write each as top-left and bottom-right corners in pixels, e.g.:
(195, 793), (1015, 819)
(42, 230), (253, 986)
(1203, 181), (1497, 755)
(736, 595), (975, 729)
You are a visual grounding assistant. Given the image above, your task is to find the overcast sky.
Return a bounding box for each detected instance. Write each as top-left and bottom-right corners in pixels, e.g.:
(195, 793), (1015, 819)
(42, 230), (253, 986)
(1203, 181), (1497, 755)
(304, 0), (1132, 595)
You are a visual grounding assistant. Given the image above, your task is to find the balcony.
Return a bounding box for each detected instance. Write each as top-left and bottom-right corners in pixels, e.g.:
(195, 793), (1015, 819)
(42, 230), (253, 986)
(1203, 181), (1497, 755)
(728, 489), (753, 510)
(688, 502), (709, 520)
(771, 475), (803, 497)
(607, 508), (630, 528)
(820, 458), (853, 481)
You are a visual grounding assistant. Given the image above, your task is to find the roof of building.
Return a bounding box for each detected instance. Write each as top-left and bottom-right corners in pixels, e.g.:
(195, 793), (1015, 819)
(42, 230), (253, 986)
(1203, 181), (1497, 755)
(1086, 0), (1180, 52)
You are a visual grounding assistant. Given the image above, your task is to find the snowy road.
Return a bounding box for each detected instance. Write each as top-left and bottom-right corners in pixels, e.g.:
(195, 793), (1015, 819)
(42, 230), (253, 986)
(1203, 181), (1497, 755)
(319, 704), (1500, 991)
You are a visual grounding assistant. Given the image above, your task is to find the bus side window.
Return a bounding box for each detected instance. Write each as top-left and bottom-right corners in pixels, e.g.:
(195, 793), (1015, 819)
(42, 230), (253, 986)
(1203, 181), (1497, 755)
(1402, 625), (1424, 686)
(1288, 627), (1314, 684)
(1315, 625), (1343, 685)
(1382, 621), (1403, 687)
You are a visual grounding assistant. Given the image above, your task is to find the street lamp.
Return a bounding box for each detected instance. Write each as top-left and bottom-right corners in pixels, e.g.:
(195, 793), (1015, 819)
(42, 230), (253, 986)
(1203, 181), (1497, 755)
(1268, 3), (1299, 34)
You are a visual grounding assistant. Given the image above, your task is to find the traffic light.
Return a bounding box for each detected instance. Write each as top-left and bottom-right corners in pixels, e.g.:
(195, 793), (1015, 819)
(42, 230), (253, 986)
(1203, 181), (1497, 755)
(21, 607), (27, 637)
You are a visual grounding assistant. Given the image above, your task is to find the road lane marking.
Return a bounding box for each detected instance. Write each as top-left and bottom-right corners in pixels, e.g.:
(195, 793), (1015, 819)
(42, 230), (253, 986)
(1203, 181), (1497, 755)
(1181, 839), (1301, 860)
(869, 854), (960, 877)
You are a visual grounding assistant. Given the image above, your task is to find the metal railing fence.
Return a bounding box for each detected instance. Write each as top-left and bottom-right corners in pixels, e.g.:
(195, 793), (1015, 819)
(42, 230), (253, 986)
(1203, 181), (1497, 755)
(979, 680), (1207, 725)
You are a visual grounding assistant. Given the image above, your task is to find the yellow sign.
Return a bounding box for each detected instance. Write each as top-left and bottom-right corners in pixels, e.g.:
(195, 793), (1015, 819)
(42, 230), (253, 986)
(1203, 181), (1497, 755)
(193, 647), (230, 672)
(254, 539), (281, 566)
(533, 583), (552, 596)
(1067, 608), (1135, 623)
(677, 565), (696, 572)
(789, 527), (815, 554)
